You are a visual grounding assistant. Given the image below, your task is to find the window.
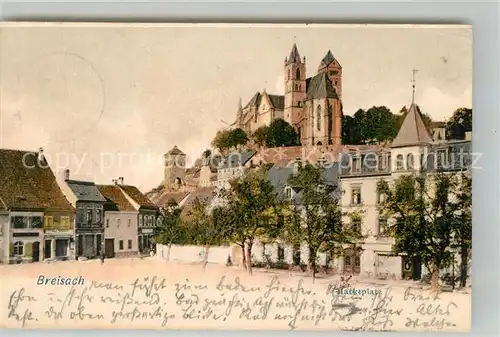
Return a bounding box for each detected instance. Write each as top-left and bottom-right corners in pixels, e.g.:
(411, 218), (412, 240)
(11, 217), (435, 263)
(296, 68), (301, 79)
(378, 217), (388, 236)
(287, 69), (290, 80)
(44, 216), (54, 230)
(106, 219), (110, 227)
(377, 155), (385, 171)
(12, 216), (28, 229)
(117, 219), (121, 227)
(128, 219), (131, 227)
(437, 149), (447, 169)
(86, 209), (92, 224)
(364, 153), (377, 172)
(345, 256), (352, 266)
(352, 156), (361, 172)
(13, 241), (24, 256)
(354, 256), (361, 267)
(407, 153), (414, 170)
(128, 240), (132, 249)
(278, 245), (285, 262)
(139, 215), (143, 227)
(285, 186), (292, 199)
(396, 154), (404, 170)
(316, 105), (321, 131)
(119, 240), (124, 250)
(59, 216), (70, 230)
(377, 190), (386, 204)
(31, 216), (43, 228)
(96, 209), (102, 223)
(351, 187), (362, 205)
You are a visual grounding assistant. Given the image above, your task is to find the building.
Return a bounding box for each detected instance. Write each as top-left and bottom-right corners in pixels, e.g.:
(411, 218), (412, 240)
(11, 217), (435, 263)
(116, 181), (159, 254)
(337, 102), (471, 279)
(235, 44), (343, 146)
(216, 149), (257, 190)
(60, 170), (106, 259)
(97, 184), (139, 258)
(0, 148), (75, 263)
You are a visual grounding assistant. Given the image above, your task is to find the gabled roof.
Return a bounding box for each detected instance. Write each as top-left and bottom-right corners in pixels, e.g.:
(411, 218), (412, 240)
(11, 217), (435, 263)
(166, 146), (185, 156)
(306, 72), (338, 100)
(118, 185), (158, 210)
(97, 185), (136, 212)
(268, 95), (285, 110)
(0, 149), (74, 211)
(392, 103), (433, 148)
(243, 92), (262, 109)
(220, 149), (257, 169)
(156, 191), (190, 208)
(66, 180), (107, 203)
(319, 50), (341, 69)
(286, 43), (302, 65)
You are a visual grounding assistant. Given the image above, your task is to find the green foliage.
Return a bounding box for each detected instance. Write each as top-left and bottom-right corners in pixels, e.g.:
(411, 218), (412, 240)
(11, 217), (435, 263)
(211, 128), (249, 154)
(446, 108), (472, 140)
(202, 149), (212, 159)
(377, 171), (472, 288)
(156, 200), (187, 245)
(252, 118), (299, 148)
(283, 164), (362, 278)
(343, 106), (401, 145)
(222, 167), (281, 273)
(187, 200), (231, 247)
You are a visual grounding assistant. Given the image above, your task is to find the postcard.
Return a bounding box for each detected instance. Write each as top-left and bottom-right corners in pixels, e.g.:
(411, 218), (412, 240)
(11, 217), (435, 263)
(0, 23), (472, 331)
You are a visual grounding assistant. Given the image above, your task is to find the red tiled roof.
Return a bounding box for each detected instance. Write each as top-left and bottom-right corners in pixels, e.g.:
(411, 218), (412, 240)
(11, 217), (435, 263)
(97, 185), (136, 212)
(118, 185), (158, 210)
(0, 149), (74, 211)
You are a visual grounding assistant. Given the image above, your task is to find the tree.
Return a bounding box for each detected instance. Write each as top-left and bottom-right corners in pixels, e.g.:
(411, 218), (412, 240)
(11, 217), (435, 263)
(211, 128), (249, 154)
(156, 200), (183, 262)
(283, 164), (362, 282)
(266, 118), (299, 147)
(224, 168), (280, 275)
(342, 114), (363, 145)
(377, 171), (472, 291)
(202, 149), (212, 159)
(187, 199), (230, 270)
(252, 126), (269, 147)
(446, 108), (472, 140)
(364, 106), (399, 143)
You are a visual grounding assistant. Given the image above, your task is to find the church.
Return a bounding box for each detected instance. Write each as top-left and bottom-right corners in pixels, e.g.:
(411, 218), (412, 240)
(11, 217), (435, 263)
(236, 43), (343, 146)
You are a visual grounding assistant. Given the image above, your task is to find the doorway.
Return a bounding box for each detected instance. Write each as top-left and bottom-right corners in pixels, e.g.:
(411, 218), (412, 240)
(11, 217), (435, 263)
(32, 242), (40, 262)
(105, 239), (115, 258)
(44, 240), (52, 259)
(343, 248), (361, 274)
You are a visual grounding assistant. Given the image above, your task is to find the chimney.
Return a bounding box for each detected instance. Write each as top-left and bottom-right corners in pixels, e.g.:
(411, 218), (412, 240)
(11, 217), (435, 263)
(37, 147), (44, 162)
(465, 131), (472, 141)
(118, 177), (124, 185)
(112, 179), (118, 185)
(64, 169), (70, 181)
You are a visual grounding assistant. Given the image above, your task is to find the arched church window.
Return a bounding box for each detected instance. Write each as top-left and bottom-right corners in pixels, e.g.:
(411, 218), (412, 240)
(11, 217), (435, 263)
(287, 69), (290, 80)
(396, 154), (404, 170)
(407, 153), (414, 170)
(296, 68), (301, 79)
(316, 105), (322, 131)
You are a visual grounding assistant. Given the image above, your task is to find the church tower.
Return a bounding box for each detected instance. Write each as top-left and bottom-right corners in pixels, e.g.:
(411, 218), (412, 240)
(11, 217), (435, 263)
(318, 50), (342, 99)
(284, 43), (306, 126)
(164, 145), (186, 191)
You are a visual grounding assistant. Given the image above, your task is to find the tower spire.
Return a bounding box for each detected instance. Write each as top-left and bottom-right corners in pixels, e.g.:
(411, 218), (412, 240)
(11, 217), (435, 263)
(411, 68), (418, 104)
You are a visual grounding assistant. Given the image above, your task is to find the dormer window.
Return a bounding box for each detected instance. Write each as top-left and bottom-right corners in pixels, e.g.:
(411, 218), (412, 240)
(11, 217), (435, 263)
(285, 186), (292, 200)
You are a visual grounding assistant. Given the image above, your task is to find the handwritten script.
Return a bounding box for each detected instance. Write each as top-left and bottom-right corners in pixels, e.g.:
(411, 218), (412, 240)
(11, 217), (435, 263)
(2, 273), (469, 331)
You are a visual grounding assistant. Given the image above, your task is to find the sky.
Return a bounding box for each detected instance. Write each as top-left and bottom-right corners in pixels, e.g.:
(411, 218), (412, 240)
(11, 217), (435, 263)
(0, 23), (472, 192)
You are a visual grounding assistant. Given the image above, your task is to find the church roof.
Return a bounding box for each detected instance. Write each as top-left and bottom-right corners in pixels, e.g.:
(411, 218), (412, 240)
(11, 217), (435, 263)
(391, 103), (433, 148)
(268, 95), (285, 109)
(243, 92), (262, 109)
(319, 50), (341, 69)
(306, 72), (338, 100)
(286, 43), (302, 65)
